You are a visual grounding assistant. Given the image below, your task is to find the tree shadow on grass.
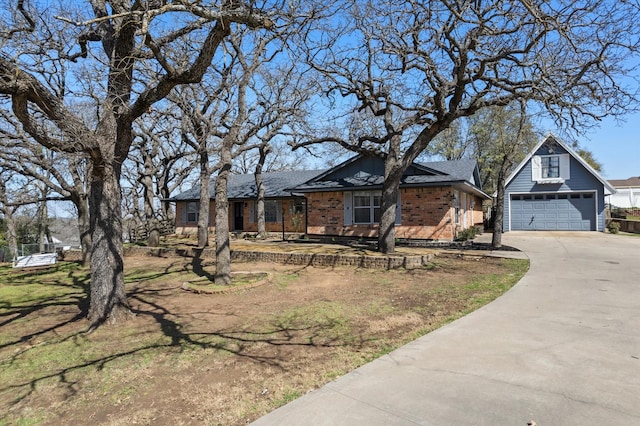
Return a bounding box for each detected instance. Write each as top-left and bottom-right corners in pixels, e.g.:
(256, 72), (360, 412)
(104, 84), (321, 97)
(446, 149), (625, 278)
(0, 277), (369, 414)
(0, 262), (90, 350)
(189, 248), (216, 282)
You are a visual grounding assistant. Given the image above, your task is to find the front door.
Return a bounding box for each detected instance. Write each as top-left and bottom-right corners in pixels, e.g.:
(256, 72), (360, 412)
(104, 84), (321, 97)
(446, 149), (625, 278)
(234, 202), (244, 231)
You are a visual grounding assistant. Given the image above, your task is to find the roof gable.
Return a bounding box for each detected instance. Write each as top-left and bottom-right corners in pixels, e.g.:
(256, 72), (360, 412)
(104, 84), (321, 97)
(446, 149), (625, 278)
(291, 154), (486, 196)
(505, 132), (615, 195)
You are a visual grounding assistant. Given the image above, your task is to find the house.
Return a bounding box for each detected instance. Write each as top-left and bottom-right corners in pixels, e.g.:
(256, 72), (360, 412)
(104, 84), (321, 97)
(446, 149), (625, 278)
(607, 177), (640, 209)
(503, 133), (615, 232)
(172, 155), (489, 241)
(288, 154), (488, 241)
(172, 170), (323, 235)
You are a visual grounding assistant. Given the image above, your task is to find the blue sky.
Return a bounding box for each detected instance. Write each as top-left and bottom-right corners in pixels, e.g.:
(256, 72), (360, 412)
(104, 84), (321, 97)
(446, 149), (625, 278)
(578, 113), (640, 179)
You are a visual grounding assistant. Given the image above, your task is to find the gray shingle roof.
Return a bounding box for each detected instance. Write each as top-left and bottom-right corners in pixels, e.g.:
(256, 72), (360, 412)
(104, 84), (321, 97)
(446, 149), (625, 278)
(609, 177), (640, 188)
(170, 156), (484, 201)
(291, 158), (481, 191)
(170, 169), (326, 201)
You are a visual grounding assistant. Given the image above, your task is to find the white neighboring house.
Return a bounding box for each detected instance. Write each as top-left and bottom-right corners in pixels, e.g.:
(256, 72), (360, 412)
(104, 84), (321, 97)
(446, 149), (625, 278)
(607, 177), (640, 209)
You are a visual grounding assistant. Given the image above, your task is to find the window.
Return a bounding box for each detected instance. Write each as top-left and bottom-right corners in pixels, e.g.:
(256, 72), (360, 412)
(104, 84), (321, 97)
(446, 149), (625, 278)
(542, 156), (560, 178)
(186, 202), (199, 222)
(292, 199), (305, 214)
(532, 154), (569, 183)
(353, 191), (381, 224)
(264, 200), (280, 223)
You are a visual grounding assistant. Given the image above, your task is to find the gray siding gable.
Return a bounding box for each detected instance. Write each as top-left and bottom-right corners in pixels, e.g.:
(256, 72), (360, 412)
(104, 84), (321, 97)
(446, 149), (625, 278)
(506, 154), (604, 193)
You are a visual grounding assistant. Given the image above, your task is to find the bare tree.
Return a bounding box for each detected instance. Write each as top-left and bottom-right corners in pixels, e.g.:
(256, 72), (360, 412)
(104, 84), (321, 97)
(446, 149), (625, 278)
(0, 1), (274, 328)
(233, 138), (307, 174)
(175, 77), (232, 249)
(177, 24), (314, 282)
(125, 108), (195, 246)
(296, 0), (640, 253)
(465, 102), (537, 248)
(0, 113), (92, 262)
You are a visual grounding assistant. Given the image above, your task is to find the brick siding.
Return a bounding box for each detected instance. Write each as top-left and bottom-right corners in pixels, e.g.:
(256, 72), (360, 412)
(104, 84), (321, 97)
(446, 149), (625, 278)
(175, 199), (305, 235)
(175, 188), (484, 241)
(305, 187), (483, 241)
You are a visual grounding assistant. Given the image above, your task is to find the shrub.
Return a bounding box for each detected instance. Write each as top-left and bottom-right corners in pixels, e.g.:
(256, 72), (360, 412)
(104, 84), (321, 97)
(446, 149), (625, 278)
(607, 221), (620, 234)
(456, 226), (480, 241)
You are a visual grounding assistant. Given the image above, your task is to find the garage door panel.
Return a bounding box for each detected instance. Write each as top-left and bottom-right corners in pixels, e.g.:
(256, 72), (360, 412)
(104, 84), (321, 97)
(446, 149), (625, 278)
(510, 193), (595, 231)
(570, 222), (585, 230)
(544, 210), (558, 219)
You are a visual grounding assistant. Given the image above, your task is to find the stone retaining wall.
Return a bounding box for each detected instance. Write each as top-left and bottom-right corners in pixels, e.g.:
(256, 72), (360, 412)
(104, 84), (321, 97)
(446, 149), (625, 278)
(62, 246), (437, 270)
(229, 250), (435, 269)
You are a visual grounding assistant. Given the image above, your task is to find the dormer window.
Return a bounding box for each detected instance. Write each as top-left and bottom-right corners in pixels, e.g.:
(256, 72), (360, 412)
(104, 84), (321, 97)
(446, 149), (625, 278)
(532, 154), (570, 184)
(542, 156), (560, 178)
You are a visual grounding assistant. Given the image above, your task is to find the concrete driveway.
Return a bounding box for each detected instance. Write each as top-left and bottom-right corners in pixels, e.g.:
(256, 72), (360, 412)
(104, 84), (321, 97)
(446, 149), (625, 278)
(252, 232), (640, 425)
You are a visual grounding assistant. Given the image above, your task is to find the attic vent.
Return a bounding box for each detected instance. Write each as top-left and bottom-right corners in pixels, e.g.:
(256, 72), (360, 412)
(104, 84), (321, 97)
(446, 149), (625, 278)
(355, 171), (371, 178)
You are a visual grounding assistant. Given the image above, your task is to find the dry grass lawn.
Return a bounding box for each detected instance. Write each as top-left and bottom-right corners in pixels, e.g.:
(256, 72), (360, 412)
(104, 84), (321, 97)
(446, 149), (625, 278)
(0, 252), (527, 425)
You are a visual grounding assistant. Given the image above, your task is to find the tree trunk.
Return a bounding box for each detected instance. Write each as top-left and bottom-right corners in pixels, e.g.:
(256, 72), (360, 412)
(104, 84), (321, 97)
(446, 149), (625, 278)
(379, 179), (401, 254)
(254, 146), (268, 239)
(160, 186), (175, 224)
(491, 166), (508, 249)
(492, 102), (526, 249)
(142, 152), (160, 247)
(77, 196), (91, 266)
(197, 148), (210, 248)
(37, 194), (48, 253)
(5, 209), (17, 260)
(256, 182), (266, 238)
(0, 179), (18, 260)
(214, 157), (232, 285)
(87, 160), (132, 329)
(378, 154), (403, 254)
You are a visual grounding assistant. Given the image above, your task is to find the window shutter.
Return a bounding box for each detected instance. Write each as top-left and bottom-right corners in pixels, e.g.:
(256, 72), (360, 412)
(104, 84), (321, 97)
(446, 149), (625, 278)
(249, 201), (255, 223)
(181, 202), (187, 224)
(276, 201), (283, 223)
(343, 192), (352, 225)
(531, 155), (542, 181)
(560, 154), (571, 180)
(395, 191), (402, 225)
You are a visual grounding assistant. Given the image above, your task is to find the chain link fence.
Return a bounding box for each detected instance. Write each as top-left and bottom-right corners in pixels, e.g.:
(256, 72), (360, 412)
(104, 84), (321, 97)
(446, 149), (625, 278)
(0, 246), (11, 263)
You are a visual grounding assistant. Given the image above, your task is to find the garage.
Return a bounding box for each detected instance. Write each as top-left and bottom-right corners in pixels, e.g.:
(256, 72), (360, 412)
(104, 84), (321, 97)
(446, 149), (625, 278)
(503, 135), (615, 233)
(510, 193), (596, 231)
